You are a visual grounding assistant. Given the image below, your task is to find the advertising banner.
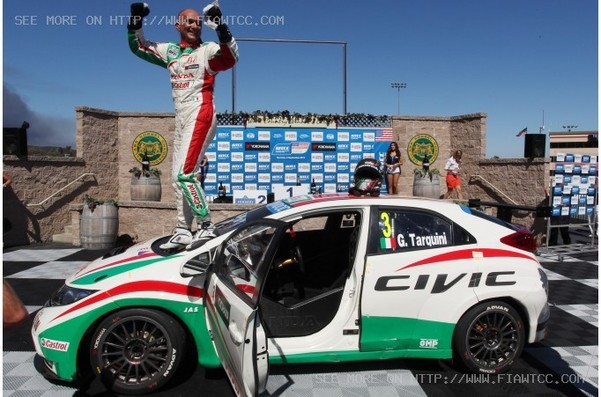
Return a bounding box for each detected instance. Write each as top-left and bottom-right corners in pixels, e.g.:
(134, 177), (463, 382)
(202, 127), (392, 200)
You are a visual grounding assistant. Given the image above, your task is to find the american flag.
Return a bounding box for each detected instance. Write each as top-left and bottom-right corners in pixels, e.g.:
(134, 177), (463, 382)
(375, 128), (393, 142)
(516, 127), (527, 137)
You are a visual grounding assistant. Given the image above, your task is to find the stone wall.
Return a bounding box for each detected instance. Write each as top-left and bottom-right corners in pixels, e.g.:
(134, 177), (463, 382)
(3, 107), (550, 248)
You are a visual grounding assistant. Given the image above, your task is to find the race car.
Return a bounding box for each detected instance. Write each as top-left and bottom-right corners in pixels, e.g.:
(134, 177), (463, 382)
(32, 194), (549, 396)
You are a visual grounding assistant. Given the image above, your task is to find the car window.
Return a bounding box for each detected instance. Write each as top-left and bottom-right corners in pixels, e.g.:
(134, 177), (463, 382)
(371, 208), (473, 254)
(219, 223), (278, 303)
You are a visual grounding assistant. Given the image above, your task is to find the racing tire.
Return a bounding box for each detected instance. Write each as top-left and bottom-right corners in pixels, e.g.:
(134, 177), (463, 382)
(89, 308), (187, 395)
(453, 301), (524, 374)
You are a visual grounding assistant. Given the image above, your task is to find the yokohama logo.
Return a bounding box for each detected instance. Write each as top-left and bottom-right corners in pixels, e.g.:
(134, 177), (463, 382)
(41, 338), (70, 352)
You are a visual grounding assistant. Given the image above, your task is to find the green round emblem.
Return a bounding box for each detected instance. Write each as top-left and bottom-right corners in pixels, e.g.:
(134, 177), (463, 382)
(407, 134), (439, 166)
(132, 131), (168, 166)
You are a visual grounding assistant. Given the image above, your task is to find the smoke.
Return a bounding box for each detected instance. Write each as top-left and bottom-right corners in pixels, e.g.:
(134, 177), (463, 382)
(3, 84), (75, 147)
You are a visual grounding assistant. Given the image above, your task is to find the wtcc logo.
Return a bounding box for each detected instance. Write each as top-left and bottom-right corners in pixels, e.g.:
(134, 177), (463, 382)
(311, 164), (324, 172)
(258, 164), (270, 171)
(350, 154), (363, 162)
(244, 154), (257, 161)
(337, 164), (350, 172)
(272, 174), (284, 182)
(351, 133), (362, 140)
(231, 143), (245, 150)
(231, 164), (244, 171)
(324, 174), (337, 182)
(337, 143), (350, 151)
(363, 144), (375, 151)
(245, 174), (257, 182)
(285, 164), (297, 171)
(324, 154), (336, 162)
(217, 132), (230, 139)
(41, 338), (70, 352)
(217, 153), (230, 161)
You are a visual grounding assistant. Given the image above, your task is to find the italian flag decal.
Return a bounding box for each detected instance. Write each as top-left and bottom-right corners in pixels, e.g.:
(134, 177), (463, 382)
(380, 237), (397, 250)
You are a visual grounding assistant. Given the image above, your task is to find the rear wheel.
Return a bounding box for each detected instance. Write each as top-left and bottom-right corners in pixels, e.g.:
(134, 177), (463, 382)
(453, 301), (524, 373)
(89, 308), (187, 395)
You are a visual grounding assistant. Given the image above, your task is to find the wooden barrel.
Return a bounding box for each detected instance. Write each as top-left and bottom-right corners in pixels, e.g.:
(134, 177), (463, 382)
(130, 175), (161, 201)
(80, 203), (119, 250)
(413, 174), (441, 199)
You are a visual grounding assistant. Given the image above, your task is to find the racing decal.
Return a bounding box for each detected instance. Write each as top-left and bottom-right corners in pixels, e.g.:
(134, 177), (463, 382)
(379, 210), (449, 250)
(419, 339), (439, 349)
(375, 271), (516, 293)
(72, 253), (182, 286)
(51, 281), (203, 323)
(41, 337), (70, 352)
(396, 248), (538, 272)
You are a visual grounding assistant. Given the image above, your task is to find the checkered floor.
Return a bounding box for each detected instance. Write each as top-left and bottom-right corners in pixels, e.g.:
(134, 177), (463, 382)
(3, 245), (598, 397)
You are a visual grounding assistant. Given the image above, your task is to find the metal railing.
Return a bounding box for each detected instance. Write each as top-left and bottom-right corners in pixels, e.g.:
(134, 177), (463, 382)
(469, 174), (519, 205)
(26, 173), (96, 208)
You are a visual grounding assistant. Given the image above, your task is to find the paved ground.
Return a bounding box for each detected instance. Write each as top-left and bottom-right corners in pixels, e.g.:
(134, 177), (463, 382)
(3, 243), (598, 397)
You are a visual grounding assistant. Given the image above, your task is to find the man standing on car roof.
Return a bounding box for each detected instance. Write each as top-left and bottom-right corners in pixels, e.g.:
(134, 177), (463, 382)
(128, 1), (238, 250)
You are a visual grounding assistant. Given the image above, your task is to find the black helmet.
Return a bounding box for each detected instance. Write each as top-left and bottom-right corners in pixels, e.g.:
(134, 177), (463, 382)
(348, 158), (383, 196)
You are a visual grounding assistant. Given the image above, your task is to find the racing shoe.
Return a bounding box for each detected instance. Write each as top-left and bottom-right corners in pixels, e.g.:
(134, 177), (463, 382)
(159, 227), (192, 251)
(186, 222), (216, 250)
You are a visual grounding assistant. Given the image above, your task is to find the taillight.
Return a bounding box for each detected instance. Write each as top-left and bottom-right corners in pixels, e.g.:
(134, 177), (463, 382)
(500, 231), (538, 253)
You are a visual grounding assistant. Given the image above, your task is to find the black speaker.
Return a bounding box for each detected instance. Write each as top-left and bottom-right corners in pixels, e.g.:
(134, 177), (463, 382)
(524, 134), (545, 158)
(3, 127), (28, 156)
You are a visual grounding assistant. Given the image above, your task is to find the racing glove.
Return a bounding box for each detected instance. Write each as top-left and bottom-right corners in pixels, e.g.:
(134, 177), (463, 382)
(203, 1), (233, 43)
(128, 2), (150, 30)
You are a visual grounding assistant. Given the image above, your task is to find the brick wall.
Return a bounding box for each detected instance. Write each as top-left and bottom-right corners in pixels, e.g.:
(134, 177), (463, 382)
(3, 108), (549, 247)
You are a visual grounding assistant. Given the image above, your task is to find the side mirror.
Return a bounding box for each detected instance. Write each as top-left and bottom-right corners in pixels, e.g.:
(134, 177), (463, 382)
(181, 252), (211, 277)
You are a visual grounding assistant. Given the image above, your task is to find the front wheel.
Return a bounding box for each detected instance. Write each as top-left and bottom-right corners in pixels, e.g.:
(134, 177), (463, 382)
(89, 308), (187, 395)
(453, 301), (525, 374)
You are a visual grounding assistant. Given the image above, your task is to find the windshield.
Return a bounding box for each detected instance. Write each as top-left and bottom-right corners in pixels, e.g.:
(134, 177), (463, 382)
(213, 200), (293, 235)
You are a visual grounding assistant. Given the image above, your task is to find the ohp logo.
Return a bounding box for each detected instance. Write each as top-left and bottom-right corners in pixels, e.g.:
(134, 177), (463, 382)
(41, 338), (70, 352)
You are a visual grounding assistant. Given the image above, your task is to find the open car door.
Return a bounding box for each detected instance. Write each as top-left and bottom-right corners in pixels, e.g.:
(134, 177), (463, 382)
(205, 219), (288, 397)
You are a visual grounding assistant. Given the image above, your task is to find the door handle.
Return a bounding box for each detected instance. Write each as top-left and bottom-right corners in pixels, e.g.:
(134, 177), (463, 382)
(228, 322), (244, 346)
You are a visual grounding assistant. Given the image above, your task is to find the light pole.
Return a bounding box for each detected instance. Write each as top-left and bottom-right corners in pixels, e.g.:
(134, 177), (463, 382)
(562, 125), (578, 132)
(391, 82), (407, 115)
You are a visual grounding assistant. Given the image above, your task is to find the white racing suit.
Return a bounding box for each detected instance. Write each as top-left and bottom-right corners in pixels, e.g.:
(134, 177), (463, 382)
(128, 28), (238, 229)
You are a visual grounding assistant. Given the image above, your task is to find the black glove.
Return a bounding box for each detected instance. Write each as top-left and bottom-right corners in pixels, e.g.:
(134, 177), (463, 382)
(128, 2), (150, 30)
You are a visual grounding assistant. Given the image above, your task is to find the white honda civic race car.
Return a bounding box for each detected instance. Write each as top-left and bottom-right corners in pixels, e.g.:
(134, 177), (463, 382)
(32, 194), (549, 396)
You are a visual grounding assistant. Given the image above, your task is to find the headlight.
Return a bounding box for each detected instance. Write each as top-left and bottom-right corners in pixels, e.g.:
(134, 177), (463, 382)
(45, 285), (97, 307)
(538, 268), (549, 297)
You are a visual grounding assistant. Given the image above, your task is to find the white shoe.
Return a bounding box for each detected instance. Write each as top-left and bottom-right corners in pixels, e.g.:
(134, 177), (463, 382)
(160, 227), (192, 251)
(186, 222), (216, 250)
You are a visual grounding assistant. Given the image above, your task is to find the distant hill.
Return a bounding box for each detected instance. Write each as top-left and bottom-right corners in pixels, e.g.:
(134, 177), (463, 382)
(27, 146), (76, 157)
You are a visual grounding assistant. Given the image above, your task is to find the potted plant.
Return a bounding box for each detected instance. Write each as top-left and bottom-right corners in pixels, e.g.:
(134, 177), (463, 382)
(128, 167), (162, 201)
(81, 194), (119, 250)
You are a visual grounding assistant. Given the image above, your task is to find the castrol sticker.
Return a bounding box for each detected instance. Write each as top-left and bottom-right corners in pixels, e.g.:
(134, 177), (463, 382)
(41, 338), (70, 352)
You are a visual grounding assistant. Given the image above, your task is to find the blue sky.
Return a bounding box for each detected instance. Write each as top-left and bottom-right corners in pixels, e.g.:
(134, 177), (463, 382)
(3, 0), (598, 157)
